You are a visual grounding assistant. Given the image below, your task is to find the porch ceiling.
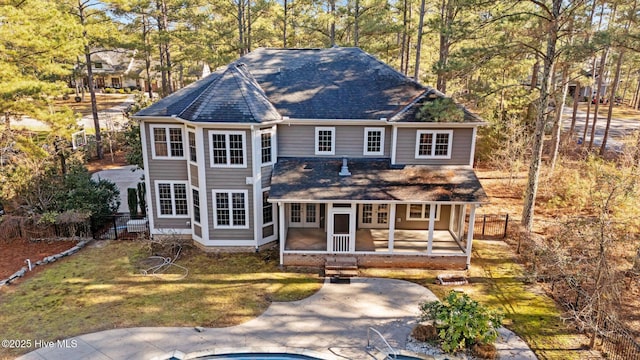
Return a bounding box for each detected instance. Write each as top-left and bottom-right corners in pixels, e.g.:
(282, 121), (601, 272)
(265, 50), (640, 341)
(270, 158), (487, 203)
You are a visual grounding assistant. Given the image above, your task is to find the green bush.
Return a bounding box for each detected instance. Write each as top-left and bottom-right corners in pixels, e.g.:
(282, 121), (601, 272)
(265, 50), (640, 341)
(416, 97), (465, 122)
(419, 291), (503, 353)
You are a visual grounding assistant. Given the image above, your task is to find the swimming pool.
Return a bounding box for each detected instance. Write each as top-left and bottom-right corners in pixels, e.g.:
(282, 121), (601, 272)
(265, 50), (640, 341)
(198, 353), (321, 359)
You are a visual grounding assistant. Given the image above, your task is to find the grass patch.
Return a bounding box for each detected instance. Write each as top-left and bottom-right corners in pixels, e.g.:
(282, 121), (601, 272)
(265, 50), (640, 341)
(0, 241), (322, 358)
(55, 93), (132, 117)
(361, 240), (597, 360)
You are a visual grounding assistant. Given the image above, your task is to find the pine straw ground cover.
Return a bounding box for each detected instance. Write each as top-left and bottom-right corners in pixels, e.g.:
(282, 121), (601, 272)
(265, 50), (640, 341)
(0, 240), (322, 359)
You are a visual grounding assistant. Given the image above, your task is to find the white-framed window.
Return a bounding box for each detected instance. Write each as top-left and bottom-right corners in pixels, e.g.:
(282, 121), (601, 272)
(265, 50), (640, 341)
(359, 203), (389, 228)
(155, 181), (189, 218)
(262, 190), (273, 226)
(415, 130), (453, 159)
(406, 204), (440, 221)
(261, 130), (273, 165)
(151, 125), (185, 159)
(192, 188), (201, 224)
(209, 131), (246, 167)
(188, 131), (197, 163)
(363, 127), (385, 156)
(315, 127), (335, 155)
(212, 190), (249, 229)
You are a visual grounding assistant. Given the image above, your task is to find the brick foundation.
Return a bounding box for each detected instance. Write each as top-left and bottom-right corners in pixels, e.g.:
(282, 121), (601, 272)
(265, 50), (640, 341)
(283, 253), (467, 270)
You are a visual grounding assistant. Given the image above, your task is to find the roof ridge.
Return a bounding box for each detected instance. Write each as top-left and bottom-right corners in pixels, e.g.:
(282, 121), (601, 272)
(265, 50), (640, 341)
(231, 63), (280, 123)
(178, 68), (226, 120)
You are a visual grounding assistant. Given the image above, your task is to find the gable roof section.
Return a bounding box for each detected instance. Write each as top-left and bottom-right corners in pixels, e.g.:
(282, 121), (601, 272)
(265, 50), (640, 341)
(240, 47), (425, 119)
(136, 64), (280, 123)
(391, 88), (483, 123)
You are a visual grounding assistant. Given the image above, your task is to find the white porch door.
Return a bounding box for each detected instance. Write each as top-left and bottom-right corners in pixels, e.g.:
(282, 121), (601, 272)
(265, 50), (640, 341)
(328, 205), (355, 252)
(289, 203), (320, 228)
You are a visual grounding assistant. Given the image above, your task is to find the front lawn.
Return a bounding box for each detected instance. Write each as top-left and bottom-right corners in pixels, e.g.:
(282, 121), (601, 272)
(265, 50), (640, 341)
(0, 240), (322, 358)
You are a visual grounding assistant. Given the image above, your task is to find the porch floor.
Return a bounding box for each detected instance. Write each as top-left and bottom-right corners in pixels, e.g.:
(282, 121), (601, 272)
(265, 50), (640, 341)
(285, 228), (465, 255)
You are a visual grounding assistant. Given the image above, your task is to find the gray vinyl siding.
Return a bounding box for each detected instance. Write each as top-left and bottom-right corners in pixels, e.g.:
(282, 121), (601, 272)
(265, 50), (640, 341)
(144, 122), (190, 231)
(395, 127), (473, 165)
(190, 164), (199, 187)
(278, 124), (391, 158)
(395, 204), (450, 230)
(203, 128), (255, 242)
(261, 165), (272, 188)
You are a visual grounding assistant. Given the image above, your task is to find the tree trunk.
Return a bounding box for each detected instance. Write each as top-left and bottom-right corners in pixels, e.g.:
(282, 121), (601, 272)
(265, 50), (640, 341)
(247, 0), (252, 52)
(414, 0), (426, 81)
(588, 48), (608, 150)
(354, 0), (359, 47)
(283, 0), (288, 47)
(569, 82), (580, 134)
(550, 65), (569, 173)
(400, 0), (408, 73)
(530, 61), (539, 91)
(522, 0), (560, 232)
(238, 0), (244, 56)
(601, 43), (629, 155)
(330, 0), (336, 46)
(143, 14), (153, 98)
(437, 0), (453, 93)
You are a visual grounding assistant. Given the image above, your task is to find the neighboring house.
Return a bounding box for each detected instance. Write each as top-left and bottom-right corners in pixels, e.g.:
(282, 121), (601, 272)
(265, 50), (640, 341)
(134, 47), (487, 270)
(72, 50), (141, 90)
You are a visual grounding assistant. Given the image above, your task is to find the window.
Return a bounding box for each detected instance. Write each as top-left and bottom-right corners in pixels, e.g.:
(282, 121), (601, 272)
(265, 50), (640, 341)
(155, 181), (189, 218)
(261, 131), (273, 165)
(363, 127), (384, 156)
(188, 131), (197, 163)
(262, 190), (273, 225)
(94, 62), (103, 69)
(213, 190), (249, 228)
(192, 189), (201, 224)
(151, 125), (185, 159)
(360, 203), (388, 228)
(415, 130), (453, 159)
(315, 127), (335, 155)
(209, 131), (246, 167)
(406, 204), (440, 221)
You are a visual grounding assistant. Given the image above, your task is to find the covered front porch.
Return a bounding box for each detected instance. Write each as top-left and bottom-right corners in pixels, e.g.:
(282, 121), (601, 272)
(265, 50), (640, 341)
(269, 158), (487, 269)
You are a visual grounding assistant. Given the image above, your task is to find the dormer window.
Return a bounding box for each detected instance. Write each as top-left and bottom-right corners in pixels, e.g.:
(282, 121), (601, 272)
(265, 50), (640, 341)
(94, 62), (103, 69)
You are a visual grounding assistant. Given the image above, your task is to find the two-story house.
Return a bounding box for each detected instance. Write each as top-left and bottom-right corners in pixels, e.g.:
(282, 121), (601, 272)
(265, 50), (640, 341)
(134, 47), (487, 270)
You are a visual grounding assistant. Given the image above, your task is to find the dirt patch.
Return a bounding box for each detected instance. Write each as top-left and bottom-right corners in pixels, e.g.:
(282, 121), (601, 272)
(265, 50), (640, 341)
(0, 238), (78, 281)
(86, 150), (128, 173)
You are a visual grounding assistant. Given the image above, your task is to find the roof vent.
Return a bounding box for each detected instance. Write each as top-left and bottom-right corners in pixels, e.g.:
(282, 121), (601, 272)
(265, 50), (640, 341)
(339, 157), (351, 177)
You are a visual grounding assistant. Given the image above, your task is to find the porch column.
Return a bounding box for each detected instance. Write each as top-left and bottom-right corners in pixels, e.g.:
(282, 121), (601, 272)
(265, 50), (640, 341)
(426, 204), (436, 255)
(458, 204), (467, 240)
(465, 205), (477, 268)
(278, 202), (286, 266)
(388, 204), (396, 252)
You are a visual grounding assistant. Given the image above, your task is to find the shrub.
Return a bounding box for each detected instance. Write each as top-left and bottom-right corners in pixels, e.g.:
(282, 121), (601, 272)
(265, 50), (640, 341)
(419, 291), (503, 353)
(416, 97), (465, 122)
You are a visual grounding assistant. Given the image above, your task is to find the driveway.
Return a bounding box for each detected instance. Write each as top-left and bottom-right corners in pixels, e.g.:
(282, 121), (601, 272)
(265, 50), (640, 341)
(563, 106), (640, 151)
(18, 278), (537, 360)
(91, 165), (143, 213)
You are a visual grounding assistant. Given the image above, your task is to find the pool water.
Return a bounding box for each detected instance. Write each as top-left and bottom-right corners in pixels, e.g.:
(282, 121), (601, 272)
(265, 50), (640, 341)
(200, 353), (321, 360)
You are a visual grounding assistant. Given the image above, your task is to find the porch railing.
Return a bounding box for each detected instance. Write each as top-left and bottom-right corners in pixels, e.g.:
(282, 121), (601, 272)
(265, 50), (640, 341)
(332, 234), (350, 252)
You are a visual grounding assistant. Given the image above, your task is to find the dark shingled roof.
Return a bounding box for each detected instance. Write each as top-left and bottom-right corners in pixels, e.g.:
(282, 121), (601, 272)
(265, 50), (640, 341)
(391, 88), (483, 123)
(239, 47), (425, 119)
(136, 47), (482, 123)
(269, 158), (488, 203)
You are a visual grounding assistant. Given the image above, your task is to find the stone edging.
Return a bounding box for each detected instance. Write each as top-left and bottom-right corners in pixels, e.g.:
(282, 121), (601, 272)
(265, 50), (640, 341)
(0, 238), (92, 287)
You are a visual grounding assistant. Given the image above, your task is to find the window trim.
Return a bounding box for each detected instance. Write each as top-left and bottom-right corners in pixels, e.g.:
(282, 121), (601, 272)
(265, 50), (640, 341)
(150, 124), (186, 160)
(212, 189), (250, 229)
(406, 204), (441, 221)
(209, 130), (247, 168)
(315, 127), (335, 155)
(363, 127), (385, 156)
(192, 187), (201, 225)
(415, 130), (453, 159)
(262, 188), (273, 227)
(188, 130), (197, 164)
(154, 181), (190, 219)
(260, 129), (274, 166)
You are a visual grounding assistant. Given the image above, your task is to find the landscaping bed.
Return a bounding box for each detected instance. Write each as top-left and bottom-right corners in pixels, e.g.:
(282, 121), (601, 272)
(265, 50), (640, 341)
(0, 238), (79, 281)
